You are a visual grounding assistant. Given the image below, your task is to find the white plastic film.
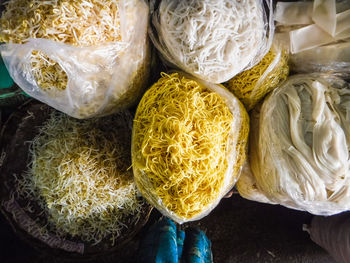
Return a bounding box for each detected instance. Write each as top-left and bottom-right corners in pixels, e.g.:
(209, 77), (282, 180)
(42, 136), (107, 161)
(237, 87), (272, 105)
(275, 2), (313, 25)
(290, 24), (334, 54)
(132, 71), (249, 223)
(290, 42), (350, 77)
(312, 0), (337, 36)
(335, 9), (350, 39)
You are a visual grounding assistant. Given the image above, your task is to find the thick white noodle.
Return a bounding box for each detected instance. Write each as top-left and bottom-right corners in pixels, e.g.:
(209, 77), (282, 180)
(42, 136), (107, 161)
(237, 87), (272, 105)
(238, 74), (350, 216)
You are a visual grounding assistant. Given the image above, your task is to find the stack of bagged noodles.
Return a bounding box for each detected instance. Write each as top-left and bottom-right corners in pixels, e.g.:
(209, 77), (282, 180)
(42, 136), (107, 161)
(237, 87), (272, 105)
(149, 0), (274, 83)
(4, 0), (350, 240)
(132, 72), (249, 223)
(0, 0), (150, 118)
(237, 74), (350, 215)
(223, 44), (289, 110)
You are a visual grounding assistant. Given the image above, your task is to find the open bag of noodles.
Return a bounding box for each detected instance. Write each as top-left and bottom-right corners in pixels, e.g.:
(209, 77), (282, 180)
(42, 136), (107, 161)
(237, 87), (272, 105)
(237, 73), (350, 216)
(149, 0), (274, 84)
(0, 0), (150, 119)
(132, 72), (249, 223)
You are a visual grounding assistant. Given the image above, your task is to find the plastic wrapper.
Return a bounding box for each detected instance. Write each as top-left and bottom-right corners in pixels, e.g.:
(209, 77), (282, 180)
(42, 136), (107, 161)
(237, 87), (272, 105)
(149, 0), (274, 84)
(132, 72), (249, 223)
(275, 2), (313, 25)
(237, 74), (350, 216)
(289, 24), (335, 54)
(312, 0), (337, 36)
(304, 213), (350, 263)
(223, 43), (289, 111)
(335, 9), (350, 39)
(274, 0), (350, 77)
(0, 0), (150, 119)
(290, 42), (350, 78)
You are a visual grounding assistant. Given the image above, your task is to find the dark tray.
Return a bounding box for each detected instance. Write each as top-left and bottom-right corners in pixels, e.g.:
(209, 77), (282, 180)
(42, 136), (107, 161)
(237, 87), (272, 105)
(0, 101), (152, 260)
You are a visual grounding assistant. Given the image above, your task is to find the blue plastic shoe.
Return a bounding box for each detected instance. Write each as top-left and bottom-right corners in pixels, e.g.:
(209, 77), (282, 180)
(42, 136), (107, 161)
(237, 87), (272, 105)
(181, 228), (213, 263)
(137, 218), (212, 263)
(137, 218), (185, 263)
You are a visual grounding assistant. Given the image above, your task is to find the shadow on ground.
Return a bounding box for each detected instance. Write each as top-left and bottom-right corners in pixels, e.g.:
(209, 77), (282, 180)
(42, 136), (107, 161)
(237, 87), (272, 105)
(0, 194), (335, 263)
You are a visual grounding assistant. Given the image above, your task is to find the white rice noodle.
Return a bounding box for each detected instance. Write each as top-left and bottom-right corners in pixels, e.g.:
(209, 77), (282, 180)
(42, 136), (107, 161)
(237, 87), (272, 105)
(237, 74), (350, 216)
(149, 0), (273, 83)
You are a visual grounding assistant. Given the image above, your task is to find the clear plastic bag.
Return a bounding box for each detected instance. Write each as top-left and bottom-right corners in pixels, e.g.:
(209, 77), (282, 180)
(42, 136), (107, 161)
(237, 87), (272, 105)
(312, 0), (337, 37)
(275, 2), (313, 25)
(237, 73), (350, 216)
(132, 71), (249, 223)
(223, 43), (289, 111)
(290, 42), (350, 78)
(0, 0), (150, 119)
(274, 0), (350, 77)
(149, 0), (274, 84)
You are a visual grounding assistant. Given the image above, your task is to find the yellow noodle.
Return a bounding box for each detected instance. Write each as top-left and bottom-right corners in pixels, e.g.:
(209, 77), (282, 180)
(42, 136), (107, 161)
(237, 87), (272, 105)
(224, 46), (289, 110)
(133, 72), (248, 221)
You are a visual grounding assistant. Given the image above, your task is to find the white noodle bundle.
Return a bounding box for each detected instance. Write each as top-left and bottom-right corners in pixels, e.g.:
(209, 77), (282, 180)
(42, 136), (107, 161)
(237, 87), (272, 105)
(237, 74), (350, 215)
(149, 0), (273, 83)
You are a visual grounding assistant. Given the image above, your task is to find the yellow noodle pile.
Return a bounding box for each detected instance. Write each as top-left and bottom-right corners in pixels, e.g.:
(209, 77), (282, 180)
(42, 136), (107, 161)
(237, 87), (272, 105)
(0, 0), (121, 91)
(224, 46), (289, 110)
(133, 72), (249, 222)
(17, 112), (144, 245)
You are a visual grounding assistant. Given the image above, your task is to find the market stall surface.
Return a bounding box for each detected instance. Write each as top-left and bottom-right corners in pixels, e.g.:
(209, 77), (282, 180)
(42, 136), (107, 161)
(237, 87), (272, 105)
(0, 194), (334, 263)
